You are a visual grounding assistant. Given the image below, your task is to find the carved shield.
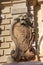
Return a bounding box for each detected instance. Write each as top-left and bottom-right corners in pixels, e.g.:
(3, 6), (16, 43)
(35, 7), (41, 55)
(11, 15), (36, 61)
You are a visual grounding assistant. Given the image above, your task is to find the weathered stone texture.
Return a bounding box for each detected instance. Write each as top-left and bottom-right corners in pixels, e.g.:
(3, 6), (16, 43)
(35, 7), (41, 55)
(0, 50), (4, 56)
(11, 3), (27, 14)
(0, 0), (27, 64)
(1, 7), (11, 14)
(0, 56), (7, 63)
(5, 25), (11, 30)
(4, 49), (11, 55)
(1, 14), (5, 19)
(1, 30), (10, 36)
(1, 19), (11, 25)
(0, 25), (5, 31)
(5, 36), (12, 42)
(0, 0), (43, 64)
(0, 37), (4, 43)
(6, 14), (12, 19)
(0, 43), (10, 49)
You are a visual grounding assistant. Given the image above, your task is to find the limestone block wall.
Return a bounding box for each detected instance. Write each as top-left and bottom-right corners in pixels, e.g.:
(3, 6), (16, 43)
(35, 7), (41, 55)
(0, 0), (26, 65)
(0, 0), (43, 65)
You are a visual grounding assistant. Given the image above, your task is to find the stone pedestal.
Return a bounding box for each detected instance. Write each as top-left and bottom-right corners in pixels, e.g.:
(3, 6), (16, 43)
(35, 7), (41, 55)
(3, 62), (43, 65)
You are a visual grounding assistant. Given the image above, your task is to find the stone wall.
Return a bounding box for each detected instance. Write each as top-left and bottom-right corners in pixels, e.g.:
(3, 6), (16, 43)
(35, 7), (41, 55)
(38, 3), (43, 61)
(0, 0), (43, 65)
(0, 0), (26, 65)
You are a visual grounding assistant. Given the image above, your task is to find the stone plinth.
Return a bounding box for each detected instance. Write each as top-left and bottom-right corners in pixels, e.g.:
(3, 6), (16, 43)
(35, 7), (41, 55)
(3, 62), (43, 65)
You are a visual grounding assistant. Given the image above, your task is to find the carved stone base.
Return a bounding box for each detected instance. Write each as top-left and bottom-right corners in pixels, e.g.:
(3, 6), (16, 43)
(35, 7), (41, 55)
(3, 62), (43, 65)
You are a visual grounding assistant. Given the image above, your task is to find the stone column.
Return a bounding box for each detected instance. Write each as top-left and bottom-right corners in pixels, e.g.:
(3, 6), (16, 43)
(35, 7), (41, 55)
(26, 0), (40, 61)
(26, 0), (37, 50)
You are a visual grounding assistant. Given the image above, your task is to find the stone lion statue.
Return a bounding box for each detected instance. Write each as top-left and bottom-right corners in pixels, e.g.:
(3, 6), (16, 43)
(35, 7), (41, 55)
(11, 15), (38, 62)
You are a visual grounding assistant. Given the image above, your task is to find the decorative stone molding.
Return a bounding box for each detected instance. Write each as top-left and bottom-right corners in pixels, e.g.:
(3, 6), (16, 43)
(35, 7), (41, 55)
(11, 14), (38, 61)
